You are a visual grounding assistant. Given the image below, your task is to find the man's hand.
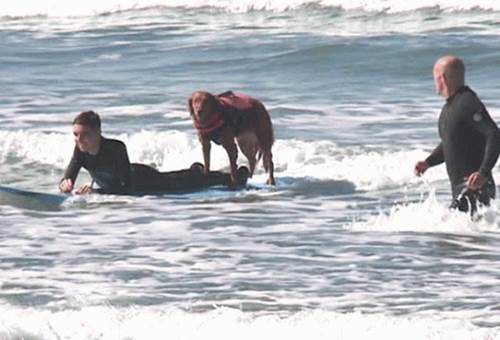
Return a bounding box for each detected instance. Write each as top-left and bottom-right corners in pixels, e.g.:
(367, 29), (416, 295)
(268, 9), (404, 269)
(75, 184), (94, 195)
(465, 171), (488, 191)
(414, 160), (429, 177)
(59, 178), (74, 193)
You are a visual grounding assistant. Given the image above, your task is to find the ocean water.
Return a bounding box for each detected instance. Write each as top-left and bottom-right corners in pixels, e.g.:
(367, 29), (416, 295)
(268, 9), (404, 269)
(1, 0), (500, 339)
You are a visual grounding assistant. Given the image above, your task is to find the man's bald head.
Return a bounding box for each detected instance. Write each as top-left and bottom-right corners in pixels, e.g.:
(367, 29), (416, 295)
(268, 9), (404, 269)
(433, 56), (465, 98)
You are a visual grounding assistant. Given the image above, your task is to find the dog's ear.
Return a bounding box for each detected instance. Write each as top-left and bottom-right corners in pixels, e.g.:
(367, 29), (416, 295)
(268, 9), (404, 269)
(208, 93), (219, 112)
(187, 96), (194, 116)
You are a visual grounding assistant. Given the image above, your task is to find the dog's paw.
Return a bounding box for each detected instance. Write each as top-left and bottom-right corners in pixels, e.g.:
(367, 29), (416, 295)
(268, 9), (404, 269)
(236, 166), (250, 186)
(266, 178), (276, 185)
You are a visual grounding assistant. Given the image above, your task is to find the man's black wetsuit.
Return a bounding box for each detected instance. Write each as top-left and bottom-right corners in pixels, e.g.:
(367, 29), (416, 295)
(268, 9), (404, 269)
(62, 137), (247, 195)
(425, 86), (500, 213)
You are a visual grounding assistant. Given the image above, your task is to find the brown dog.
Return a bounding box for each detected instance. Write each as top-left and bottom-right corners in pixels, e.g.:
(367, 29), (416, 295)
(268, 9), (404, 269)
(188, 90), (275, 185)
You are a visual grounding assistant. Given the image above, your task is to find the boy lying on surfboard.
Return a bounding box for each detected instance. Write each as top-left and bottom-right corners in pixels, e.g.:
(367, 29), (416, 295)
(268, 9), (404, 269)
(59, 111), (249, 195)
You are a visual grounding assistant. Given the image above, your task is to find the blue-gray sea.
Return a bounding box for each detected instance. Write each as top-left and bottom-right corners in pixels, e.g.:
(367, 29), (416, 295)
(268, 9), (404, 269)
(0, 2), (499, 339)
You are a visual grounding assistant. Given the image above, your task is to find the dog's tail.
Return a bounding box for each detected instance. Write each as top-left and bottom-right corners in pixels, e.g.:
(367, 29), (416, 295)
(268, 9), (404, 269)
(254, 102), (274, 172)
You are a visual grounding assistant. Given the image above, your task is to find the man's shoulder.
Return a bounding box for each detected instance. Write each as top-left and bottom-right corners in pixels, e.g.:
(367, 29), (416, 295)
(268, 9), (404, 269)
(101, 137), (127, 151)
(70, 144), (84, 161)
(455, 86), (485, 114)
(457, 86), (483, 105)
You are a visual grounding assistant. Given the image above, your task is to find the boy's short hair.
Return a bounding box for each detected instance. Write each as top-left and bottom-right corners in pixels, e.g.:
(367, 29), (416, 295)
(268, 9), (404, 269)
(73, 111), (101, 130)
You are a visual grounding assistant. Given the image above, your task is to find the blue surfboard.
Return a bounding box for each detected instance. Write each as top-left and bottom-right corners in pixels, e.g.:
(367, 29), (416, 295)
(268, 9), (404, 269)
(0, 185), (68, 211)
(0, 178), (255, 210)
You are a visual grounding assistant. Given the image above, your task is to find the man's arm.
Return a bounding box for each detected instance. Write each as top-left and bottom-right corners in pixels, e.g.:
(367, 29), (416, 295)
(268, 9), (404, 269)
(115, 141), (132, 192)
(462, 101), (500, 175)
(425, 142), (445, 167)
(59, 146), (82, 193)
(98, 140), (132, 195)
(415, 142), (444, 177)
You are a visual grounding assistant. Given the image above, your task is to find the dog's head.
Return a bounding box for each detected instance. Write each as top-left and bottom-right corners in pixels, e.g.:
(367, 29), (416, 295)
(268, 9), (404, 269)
(188, 91), (218, 123)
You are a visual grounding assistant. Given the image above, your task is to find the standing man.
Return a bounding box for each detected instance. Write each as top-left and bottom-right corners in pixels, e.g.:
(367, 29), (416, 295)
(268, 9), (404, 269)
(415, 56), (500, 214)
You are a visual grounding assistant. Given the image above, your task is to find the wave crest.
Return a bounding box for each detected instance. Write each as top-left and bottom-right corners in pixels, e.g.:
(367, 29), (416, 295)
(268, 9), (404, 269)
(2, 0), (499, 18)
(0, 305), (496, 340)
(0, 129), (448, 191)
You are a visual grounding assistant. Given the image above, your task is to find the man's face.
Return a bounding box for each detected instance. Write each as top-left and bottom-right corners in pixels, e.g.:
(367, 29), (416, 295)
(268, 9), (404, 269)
(73, 123), (100, 154)
(433, 65), (446, 97)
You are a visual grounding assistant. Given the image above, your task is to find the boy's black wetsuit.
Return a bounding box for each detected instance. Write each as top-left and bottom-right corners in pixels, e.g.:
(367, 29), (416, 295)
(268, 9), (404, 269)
(62, 137), (248, 195)
(425, 86), (500, 213)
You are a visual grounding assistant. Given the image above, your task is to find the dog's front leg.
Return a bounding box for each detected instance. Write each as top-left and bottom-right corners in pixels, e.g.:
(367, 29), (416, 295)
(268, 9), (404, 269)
(222, 140), (238, 186)
(200, 135), (211, 174)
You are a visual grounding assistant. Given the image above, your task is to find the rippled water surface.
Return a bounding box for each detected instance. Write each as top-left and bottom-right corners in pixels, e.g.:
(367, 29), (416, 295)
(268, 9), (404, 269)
(1, 2), (500, 339)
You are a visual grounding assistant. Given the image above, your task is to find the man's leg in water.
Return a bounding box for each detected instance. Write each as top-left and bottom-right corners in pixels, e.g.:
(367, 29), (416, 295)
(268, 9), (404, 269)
(451, 191), (481, 216)
(131, 162), (249, 193)
(450, 182), (494, 216)
(153, 163), (205, 191)
(131, 163), (204, 192)
(205, 165), (250, 187)
(156, 163), (249, 191)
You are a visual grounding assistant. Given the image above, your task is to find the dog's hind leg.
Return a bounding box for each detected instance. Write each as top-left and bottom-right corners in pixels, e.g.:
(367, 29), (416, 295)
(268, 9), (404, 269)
(237, 135), (258, 176)
(262, 149), (275, 185)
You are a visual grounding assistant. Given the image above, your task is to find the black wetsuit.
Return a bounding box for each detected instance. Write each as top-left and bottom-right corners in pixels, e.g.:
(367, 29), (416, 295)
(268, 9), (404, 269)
(62, 137), (247, 195)
(426, 86), (500, 213)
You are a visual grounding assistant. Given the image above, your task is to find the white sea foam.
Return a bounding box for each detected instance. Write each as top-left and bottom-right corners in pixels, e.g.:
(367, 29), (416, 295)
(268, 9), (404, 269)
(0, 130), (74, 169)
(0, 305), (497, 340)
(347, 189), (500, 234)
(1, 0), (499, 17)
(76, 53), (122, 65)
(0, 129), (449, 191)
